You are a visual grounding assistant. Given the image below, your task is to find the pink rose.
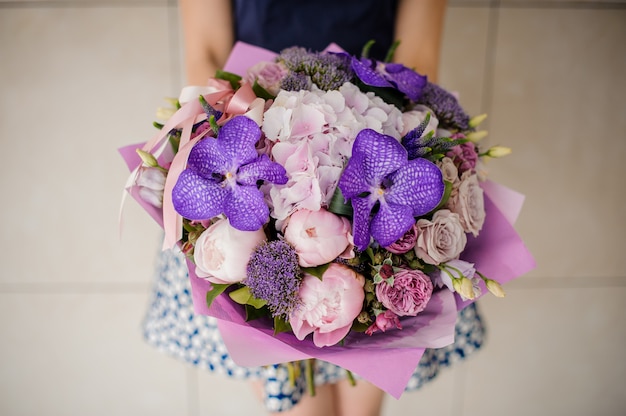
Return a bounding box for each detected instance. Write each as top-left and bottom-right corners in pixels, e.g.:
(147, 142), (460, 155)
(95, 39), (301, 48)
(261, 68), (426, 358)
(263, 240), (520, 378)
(290, 263), (365, 347)
(385, 223), (418, 254)
(446, 172), (485, 237)
(283, 208), (352, 267)
(246, 61), (288, 95)
(375, 268), (433, 317)
(365, 310), (402, 336)
(446, 141), (478, 173)
(414, 209), (467, 265)
(193, 218), (266, 284)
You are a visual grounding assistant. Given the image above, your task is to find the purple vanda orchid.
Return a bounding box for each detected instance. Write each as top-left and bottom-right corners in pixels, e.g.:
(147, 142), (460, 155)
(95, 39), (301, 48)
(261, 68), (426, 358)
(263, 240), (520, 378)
(338, 129), (445, 251)
(351, 57), (427, 101)
(172, 116), (288, 231)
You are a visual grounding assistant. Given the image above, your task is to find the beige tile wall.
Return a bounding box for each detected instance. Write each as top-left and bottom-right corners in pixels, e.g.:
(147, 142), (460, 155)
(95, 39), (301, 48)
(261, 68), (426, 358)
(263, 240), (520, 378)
(0, 1), (624, 415)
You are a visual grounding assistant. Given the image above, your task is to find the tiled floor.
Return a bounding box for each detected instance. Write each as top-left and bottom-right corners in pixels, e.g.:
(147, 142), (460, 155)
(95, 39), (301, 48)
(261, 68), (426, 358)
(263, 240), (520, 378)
(0, 1), (624, 415)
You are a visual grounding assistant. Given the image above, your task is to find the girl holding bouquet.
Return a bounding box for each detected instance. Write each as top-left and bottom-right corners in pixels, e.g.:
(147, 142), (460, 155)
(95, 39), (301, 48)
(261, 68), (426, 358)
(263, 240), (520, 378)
(142, 1), (485, 415)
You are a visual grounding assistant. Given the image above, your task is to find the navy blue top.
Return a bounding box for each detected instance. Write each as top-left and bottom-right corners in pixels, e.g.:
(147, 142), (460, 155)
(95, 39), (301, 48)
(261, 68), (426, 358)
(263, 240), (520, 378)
(233, 0), (399, 60)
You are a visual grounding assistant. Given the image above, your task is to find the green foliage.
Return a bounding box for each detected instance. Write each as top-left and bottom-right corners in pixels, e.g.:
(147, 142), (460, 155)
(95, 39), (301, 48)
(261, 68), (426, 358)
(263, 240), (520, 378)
(206, 283), (230, 309)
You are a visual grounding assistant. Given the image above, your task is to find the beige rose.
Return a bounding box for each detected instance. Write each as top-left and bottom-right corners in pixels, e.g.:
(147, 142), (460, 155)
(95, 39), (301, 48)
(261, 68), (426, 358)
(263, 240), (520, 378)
(414, 209), (467, 265)
(437, 157), (459, 184)
(446, 172), (485, 237)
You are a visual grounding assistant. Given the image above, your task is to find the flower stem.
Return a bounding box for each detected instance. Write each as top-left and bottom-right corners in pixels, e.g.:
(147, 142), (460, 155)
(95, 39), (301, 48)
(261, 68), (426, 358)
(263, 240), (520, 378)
(346, 369), (357, 386)
(305, 359), (316, 397)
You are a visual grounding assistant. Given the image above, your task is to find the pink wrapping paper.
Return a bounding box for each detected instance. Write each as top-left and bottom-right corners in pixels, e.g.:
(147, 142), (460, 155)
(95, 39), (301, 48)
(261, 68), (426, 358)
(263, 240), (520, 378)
(119, 41), (536, 399)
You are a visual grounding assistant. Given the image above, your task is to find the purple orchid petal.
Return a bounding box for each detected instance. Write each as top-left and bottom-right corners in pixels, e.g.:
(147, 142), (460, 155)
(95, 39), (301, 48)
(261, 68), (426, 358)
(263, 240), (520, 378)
(370, 202), (415, 247)
(172, 169), (227, 220)
(337, 152), (367, 200)
(351, 197), (376, 251)
(216, 116), (262, 166)
(224, 185), (270, 231)
(386, 158), (444, 217)
(351, 57), (392, 88)
(237, 154), (288, 187)
(338, 128), (445, 250)
(172, 116), (282, 231)
(186, 137), (230, 177)
(351, 129), (407, 184)
(381, 63), (427, 101)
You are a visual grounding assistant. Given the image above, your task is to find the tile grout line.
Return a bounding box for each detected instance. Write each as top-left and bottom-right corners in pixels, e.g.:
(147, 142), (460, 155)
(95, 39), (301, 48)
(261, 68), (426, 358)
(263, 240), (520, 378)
(167, 0), (182, 92)
(480, 0), (500, 124)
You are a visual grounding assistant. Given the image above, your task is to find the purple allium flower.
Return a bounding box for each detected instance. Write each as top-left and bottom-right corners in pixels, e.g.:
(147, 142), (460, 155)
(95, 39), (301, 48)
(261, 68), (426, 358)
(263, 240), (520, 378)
(278, 47), (353, 91)
(280, 72), (312, 92)
(416, 82), (470, 131)
(351, 57), (427, 101)
(338, 129), (445, 251)
(245, 240), (302, 318)
(172, 116), (288, 231)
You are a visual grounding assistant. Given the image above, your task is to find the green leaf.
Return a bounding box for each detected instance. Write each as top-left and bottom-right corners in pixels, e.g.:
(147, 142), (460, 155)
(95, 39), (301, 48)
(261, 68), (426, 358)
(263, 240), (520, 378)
(229, 286), (267, 309)
(350, 320), (370, 333)
(215, 70), (242, 90)
(252, 81), (275, 100)
(428, 180), (453, 215)
(356, 81), (406, 109)
(273, 316), (292, 335)
(328, 187), (353, 217)
(229, 286), (252, 304)
(245, 304), (270, 321)
(206, 283), (230, 309)
(302, 263), (331, 280)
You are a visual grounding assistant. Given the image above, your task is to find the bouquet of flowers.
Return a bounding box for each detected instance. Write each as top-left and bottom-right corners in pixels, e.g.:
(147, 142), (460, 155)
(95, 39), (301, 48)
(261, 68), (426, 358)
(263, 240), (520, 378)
(120, 41), (534, 397)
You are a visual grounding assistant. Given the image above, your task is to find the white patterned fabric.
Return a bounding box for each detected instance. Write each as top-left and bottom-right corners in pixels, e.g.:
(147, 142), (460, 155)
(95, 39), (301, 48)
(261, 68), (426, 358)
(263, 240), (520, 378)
(142, 249), (485, 412)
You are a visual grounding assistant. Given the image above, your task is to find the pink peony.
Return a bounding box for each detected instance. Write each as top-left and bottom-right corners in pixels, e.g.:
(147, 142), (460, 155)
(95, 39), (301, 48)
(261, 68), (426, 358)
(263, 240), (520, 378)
(193, 218), (266, 284)
(290, 263), (365, 347)
(283, 208), (353, 267)
(375, 268), (433, 317)
(414, 209), (467, 265)
(365, 310), (402, 336)
(385, 223), (418, 254)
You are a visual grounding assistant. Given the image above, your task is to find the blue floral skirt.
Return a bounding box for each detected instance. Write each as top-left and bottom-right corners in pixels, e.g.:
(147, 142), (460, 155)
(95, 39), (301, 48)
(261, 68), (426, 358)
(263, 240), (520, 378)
(142, 249), (485, 413)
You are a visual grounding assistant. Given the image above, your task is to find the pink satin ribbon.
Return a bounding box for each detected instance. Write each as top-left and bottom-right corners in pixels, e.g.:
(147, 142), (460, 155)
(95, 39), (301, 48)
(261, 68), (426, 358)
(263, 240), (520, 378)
(132, 79), (258, 248)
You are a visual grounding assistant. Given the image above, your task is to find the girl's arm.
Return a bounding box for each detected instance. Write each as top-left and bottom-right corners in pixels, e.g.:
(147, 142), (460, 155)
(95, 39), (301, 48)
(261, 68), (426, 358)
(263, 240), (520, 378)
(393, 0), (448, 82)
(179, 0), (235, 84)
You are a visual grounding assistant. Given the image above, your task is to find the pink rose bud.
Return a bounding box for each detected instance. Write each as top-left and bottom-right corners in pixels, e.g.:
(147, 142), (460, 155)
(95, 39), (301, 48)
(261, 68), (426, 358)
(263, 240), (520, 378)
(385, 223), (418, 254)
(365, 310), (402, 336)
(379, 264), (394, 280)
